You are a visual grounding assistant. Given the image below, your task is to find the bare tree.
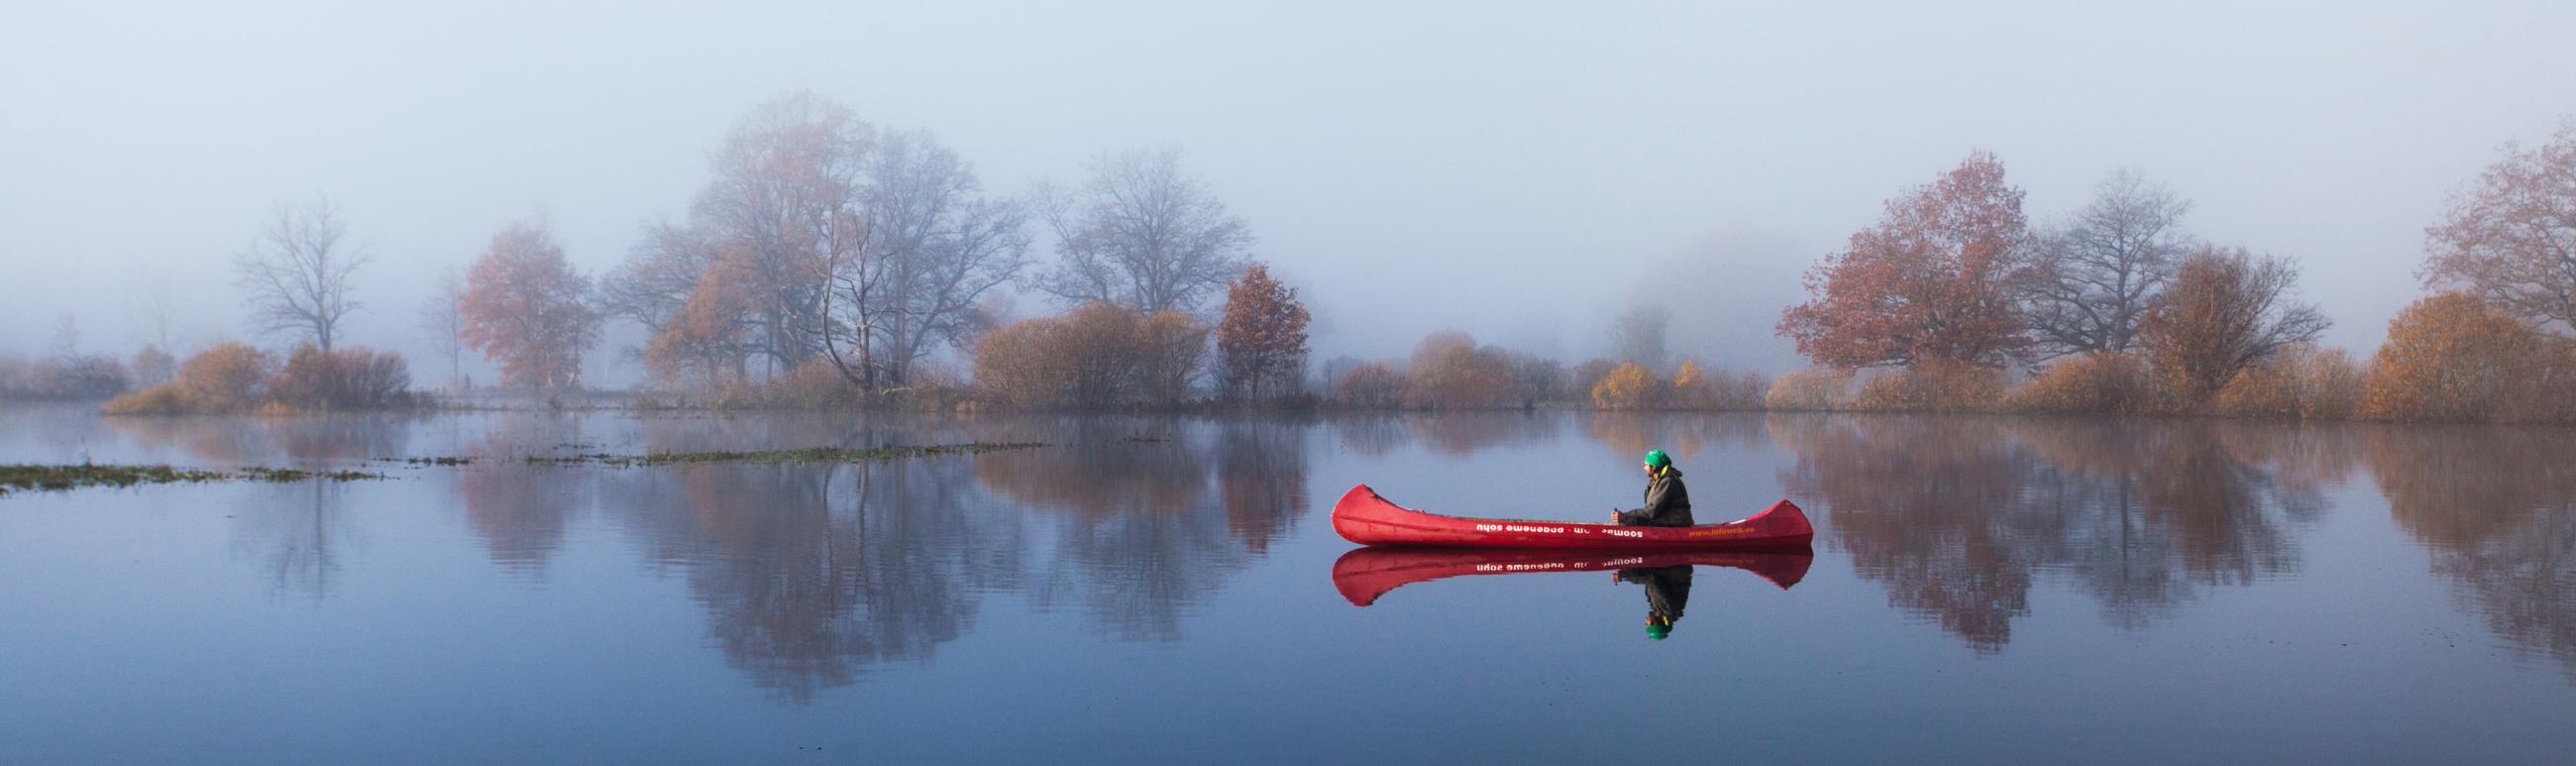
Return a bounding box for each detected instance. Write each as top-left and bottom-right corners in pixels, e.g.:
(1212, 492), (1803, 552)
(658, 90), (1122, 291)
(235, 197), (370, 351)
(1033, 148), (1253, 314)
(1608, 304), (1672, 373)
(128, 279), (176, 352)
(417, 269), (468, 390)
(2024, 169), (2194, 358)
(601, 221), (720, 341)
(612, 92), (1030, 391)
(842, 130), (1031, 387)
(48, 313), (80, 361)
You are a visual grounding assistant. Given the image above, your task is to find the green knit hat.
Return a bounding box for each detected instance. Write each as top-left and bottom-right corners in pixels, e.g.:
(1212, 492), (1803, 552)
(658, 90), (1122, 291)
(1643, 449), (1670, 468)
(1646, 622), (1670, 640)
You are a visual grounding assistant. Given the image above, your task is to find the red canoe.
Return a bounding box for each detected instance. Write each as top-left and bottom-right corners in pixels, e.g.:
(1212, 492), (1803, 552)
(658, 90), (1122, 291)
(1331, 546), (1813, 606)
(1330, 484), (1814, 550)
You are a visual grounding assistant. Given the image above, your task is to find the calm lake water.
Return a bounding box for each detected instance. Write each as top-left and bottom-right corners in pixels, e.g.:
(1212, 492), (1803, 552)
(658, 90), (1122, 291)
(2, 404), (2571, 764)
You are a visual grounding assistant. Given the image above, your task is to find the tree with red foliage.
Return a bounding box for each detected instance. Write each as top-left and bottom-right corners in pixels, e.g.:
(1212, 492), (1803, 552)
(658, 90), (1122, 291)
(1778, 152), (2040, 369)
(2423, 121), (2576, 336)
(462, 220), (601, 391)
(1216, 264), (1311, 400)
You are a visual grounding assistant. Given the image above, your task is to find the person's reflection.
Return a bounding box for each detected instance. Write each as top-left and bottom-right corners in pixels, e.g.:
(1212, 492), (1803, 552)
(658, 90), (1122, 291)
(1614, 565), (1692, 640)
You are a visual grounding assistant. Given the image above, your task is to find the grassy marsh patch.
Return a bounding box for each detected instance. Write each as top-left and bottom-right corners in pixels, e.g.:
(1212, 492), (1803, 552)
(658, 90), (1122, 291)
(0, 464), (384, 496)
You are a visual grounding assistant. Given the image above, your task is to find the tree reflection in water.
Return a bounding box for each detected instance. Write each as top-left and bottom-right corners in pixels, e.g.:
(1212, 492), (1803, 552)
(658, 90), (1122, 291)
(977, 420), (1308, 641)
(587, 456), (1021, 703)
(1329, 414), (1411, 459)
(424, 416), (1313, 701)
(1587, 412), (1768, 467)
(457, 414), (597, 575)
(1411, 412), (1559, 456)
(106, 411), (414, 466)
(1769, 414), (2344, 651)
(2365, 426), (2576, 681)
(228, 481), (356, 603)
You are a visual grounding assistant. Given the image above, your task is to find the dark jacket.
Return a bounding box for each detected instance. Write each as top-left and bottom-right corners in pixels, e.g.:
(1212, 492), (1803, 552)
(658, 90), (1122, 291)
(1616, 565), (1693, 619)
(1616, 468), (1694, 527)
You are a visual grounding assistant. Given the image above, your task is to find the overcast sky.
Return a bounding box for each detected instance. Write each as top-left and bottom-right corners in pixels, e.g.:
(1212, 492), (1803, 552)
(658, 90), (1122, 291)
(6, 0), (2573, 383)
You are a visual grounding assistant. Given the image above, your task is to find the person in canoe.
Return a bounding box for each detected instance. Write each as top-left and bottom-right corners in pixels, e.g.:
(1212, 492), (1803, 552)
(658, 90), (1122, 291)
(1614, 565), (1691, 639)
(1610, 449), (1693, 527)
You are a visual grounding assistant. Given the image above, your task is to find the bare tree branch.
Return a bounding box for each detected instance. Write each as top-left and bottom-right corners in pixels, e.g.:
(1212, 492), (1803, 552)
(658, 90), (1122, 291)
(234, 197), (370, 351)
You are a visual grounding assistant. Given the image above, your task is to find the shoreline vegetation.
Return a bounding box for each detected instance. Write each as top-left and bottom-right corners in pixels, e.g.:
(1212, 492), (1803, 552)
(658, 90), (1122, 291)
(8, 96), (2571, 427)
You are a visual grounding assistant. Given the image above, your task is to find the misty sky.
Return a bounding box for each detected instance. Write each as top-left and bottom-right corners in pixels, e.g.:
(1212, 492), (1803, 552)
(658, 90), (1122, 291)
(6, 0), (2573, 384)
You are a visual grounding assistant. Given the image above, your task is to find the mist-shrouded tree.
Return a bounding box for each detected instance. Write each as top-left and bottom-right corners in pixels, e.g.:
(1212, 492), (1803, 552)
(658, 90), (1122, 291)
(1607, 304), (1671, 372)
(461, 220), (600, 391)
(2137, 245), (2328, 401)
(824, 129), (1031, 388)
(1216, 263), (1311, 399)
(611, 92), (1032, 391)
(601, 221), (720, 345)
(130, 346), (175, 387)
(694, 91), (873, 375)
(48, 313), (79, 361)
(2423, 121), (2576, 336)
(1033, 148), (1253, 314)
(235, 197), (370, 352)
(643, 254), (765, 384)
(1778, 152), (2040, 369)
(417, 270), (467, 390)
(2024, 169), (2193, 358)
(1403, 330), (1515, 408)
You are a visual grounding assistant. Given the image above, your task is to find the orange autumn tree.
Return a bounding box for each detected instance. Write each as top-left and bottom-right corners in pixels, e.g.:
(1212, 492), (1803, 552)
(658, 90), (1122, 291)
(1403, 331), (1516, 409)
(1778, 152), (2041, 370)
(643, 248), (760, 385)
(1216, 264), (1311, 400)
(2362, 292), (2576, 422)
(2135, 246), (2328, 402)
(1589, 362), (1658, 409)
(461, 220), (601, 392)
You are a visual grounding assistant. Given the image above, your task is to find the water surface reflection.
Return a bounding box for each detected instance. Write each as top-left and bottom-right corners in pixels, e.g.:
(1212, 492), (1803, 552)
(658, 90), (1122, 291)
(2366, 426), (2576, 681)
(1771, 416), (2344, 649)
(9, 405), (2576, 763)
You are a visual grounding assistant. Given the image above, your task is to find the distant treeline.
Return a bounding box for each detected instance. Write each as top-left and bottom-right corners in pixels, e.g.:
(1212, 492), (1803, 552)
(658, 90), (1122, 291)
(16, 93), (2572, 424)
(1749, 127), (2576, 424)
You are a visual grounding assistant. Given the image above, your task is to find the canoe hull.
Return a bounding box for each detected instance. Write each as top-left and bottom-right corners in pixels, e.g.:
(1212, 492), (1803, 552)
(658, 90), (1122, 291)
(1330, 484), (1814, 550)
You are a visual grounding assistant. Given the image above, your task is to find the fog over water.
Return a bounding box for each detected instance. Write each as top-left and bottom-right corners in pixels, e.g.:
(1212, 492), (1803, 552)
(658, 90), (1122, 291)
(6, 1), (2574, 383)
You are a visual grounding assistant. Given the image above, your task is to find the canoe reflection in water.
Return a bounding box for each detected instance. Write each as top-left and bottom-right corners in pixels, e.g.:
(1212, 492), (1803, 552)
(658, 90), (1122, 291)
(1330, 548), (1813, 638)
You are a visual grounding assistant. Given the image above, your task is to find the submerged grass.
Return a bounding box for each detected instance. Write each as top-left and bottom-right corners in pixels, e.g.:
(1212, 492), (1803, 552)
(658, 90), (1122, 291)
(0, 463), (384, 496)
(528, 441), (1046, 468)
